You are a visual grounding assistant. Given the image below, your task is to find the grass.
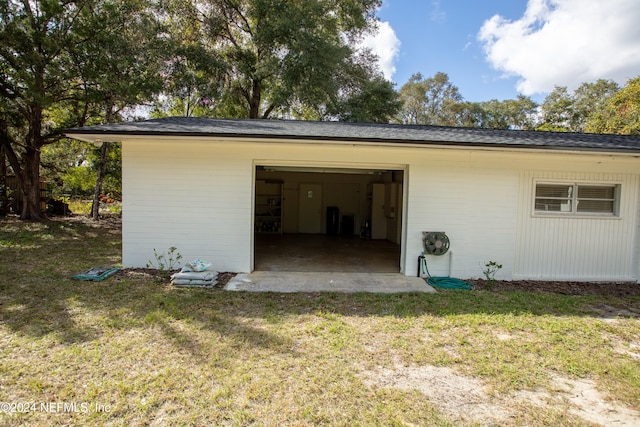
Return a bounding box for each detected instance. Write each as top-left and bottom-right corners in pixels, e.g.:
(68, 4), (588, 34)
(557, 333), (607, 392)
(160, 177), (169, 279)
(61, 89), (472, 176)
(66, 199), (122, 216)
(1, 216), (639, 426)
(66, 199), (92, 215)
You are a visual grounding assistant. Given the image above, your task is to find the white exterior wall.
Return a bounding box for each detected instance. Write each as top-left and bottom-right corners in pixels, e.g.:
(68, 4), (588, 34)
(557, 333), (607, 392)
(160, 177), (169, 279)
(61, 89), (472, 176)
(515, 171), (639, 281)
(404, 153), (520, 279)
(636, 183), (640, 280)
(122, 139), (254, 272)
(121, 136), (640, 281)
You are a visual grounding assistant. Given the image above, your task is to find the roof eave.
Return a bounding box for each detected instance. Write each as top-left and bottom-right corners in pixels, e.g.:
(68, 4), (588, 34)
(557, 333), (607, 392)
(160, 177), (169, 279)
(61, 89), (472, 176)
(63, 130), (640, 156)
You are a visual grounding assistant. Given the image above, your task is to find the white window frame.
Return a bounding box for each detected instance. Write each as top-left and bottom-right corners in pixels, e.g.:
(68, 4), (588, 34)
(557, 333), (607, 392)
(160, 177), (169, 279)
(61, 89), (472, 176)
(533, 180), (620, 217)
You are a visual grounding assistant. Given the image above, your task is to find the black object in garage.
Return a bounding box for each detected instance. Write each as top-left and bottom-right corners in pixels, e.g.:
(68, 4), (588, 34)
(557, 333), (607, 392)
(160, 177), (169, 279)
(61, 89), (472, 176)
(341, 215), (354, 236)
(326, 206), (339, 235)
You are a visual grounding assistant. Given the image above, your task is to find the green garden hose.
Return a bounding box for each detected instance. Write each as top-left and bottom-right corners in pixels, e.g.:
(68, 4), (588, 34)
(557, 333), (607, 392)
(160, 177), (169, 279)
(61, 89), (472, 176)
(419, 253), (474, 290)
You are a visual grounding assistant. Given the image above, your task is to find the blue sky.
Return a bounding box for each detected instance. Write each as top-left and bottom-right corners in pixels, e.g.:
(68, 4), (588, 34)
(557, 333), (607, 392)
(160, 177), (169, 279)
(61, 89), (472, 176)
(362, 0), (640, 103)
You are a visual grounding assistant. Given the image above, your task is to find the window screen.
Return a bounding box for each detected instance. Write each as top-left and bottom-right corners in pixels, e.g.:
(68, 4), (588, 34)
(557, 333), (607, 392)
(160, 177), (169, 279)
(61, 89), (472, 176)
(535, 183), (618, 215)
(576, 186), (615, 213)
(534, 184), (572, 212)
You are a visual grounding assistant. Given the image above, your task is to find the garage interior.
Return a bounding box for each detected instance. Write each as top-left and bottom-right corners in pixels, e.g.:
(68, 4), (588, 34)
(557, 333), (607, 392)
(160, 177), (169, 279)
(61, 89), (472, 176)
(254, 165), (404, 273)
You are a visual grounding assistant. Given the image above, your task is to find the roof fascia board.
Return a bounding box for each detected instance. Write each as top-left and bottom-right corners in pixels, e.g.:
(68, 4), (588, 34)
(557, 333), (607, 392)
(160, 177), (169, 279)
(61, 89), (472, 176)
(64, 132), (640, 158)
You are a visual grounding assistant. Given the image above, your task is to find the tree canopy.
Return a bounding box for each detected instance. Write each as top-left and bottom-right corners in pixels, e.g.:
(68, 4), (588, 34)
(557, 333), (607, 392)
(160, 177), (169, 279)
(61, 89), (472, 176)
(397, 72), (538, 130)
(459, 96), (538, 130)
(1, 0), (94, 220)
(538, 80), (619, 132)
(395, 72), (639, 133)
(585, 77), (640, 135)
(397, 72), (464, 126)
(1, 0), (397, 219)
(0, 0), (166, 219)
(154, 0), (387, 120)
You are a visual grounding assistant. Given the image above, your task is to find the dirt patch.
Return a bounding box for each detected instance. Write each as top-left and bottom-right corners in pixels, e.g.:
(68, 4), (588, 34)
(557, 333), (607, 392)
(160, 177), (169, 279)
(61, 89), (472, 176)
(612, 341), (640, 360)
(548, 375), (640, 426)
(469, 279), (640, 297)
(215, 272), (237, 287)
(361, 365), (640, 426)
(115, 268), (165, 280)
(587, 303), (640, 319)
(361, 364), (509, 424)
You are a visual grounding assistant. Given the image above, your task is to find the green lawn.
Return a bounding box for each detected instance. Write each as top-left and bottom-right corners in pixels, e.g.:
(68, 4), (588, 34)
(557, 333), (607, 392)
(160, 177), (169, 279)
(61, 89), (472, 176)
(1, 217), (639, 426)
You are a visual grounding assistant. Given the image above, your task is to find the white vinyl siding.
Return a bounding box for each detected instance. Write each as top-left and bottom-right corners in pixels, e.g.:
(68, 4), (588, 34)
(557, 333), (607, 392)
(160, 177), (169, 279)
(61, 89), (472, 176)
(405, 165), (518, 280)
(121, 140), (254, 272)
(516, 171), (638, 281)
(121, 137), (640, 282)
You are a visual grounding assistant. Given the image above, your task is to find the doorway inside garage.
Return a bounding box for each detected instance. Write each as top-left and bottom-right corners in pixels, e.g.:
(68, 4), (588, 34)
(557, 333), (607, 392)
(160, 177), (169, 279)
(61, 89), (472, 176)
(253, 165), (405, 273)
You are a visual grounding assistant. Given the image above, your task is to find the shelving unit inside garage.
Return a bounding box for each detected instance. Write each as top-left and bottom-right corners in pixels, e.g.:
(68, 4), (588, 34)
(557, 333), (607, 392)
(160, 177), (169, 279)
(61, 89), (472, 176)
(255, 180), (283, 233)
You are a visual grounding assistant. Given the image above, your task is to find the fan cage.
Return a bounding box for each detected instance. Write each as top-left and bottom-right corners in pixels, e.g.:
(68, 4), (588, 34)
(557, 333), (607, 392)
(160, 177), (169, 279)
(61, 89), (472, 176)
(422, 231), (450, 256)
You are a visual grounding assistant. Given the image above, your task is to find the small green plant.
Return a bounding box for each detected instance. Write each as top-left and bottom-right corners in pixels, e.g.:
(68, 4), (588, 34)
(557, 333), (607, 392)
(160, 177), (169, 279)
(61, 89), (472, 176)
(482, 260), (503, 286)
(147, 246), (183, 272)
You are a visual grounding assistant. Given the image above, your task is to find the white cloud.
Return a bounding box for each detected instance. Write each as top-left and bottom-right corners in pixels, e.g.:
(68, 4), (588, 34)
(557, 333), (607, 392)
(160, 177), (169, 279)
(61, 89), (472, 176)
(430, 0), (446, 23)
(359, 21), (401, 81)
(478, 0), (640, 95)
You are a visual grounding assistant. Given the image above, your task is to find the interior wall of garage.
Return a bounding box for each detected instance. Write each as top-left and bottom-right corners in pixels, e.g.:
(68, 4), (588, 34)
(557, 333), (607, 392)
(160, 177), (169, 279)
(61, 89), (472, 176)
(255, 169), (403, 237)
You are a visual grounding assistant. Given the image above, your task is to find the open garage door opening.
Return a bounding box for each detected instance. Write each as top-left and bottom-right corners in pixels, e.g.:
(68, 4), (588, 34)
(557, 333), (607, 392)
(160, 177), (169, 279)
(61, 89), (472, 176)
(253, 165), (405, 273)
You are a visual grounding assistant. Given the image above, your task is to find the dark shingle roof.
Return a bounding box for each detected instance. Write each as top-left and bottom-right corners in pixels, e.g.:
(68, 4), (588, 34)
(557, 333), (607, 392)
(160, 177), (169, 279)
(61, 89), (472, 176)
(66, 117), (640, 154)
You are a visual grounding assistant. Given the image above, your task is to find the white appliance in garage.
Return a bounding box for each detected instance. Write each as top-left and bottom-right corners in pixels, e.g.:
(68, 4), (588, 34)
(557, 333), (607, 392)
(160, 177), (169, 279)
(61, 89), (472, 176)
(370, 182), (402, 242)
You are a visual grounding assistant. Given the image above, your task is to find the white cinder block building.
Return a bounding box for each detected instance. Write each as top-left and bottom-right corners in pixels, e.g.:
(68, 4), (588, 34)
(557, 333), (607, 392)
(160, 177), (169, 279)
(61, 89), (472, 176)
(67, 117), (640, 283)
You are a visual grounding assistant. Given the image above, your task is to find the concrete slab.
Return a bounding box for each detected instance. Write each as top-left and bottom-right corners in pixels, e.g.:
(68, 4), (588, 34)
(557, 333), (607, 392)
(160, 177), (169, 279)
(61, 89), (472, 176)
(224, 272), (437, 293)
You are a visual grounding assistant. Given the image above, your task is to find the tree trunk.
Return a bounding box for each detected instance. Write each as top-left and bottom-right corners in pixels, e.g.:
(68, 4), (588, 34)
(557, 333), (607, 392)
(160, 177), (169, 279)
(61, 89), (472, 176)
(91, 142), (109, 220)
(15, 100), (47, 221)
(17, 72), (48, 221)
(20, 145), (45, 221)
(249, 80), (262, 119)
(0, 145), (8, 215)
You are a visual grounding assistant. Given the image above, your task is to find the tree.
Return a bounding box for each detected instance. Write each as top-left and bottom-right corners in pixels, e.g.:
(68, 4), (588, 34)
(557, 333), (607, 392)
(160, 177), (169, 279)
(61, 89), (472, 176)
(40, 138), (93, 194)
(397, 72), (464, 126)
(464, 96), (538, 130)
(73, 0), (165, 219)
(586, 76), (640, 135)
(538, 86), (573, 132)
(151, 44), (226, 118)
(0, 0), (165, 220)
(396, 71), (538, 129)
(498, 96), (539, 130)
(0, 0), (88, 220)
(330, 76), (401, 123)
(41, 139), (121, 198)
(157, 0), (382, 119)
(538, 80), (619, 132)
(572, 79), (620, 132)
(305, 49), (401, 123)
